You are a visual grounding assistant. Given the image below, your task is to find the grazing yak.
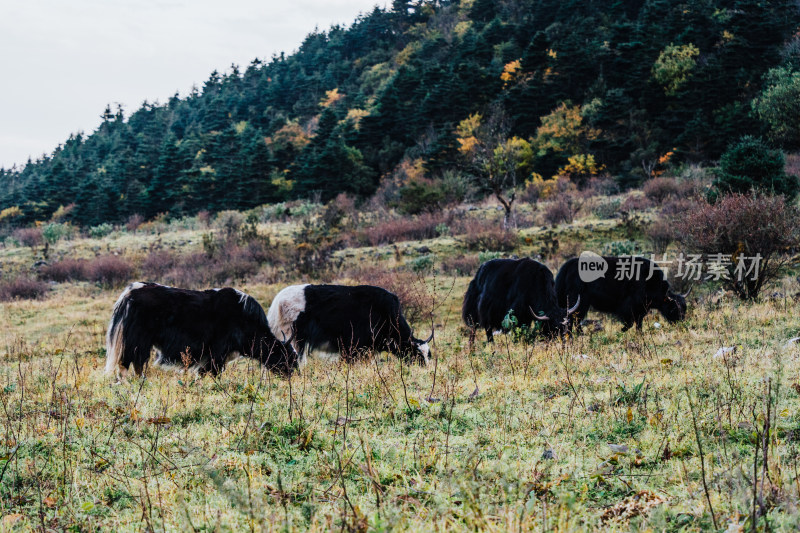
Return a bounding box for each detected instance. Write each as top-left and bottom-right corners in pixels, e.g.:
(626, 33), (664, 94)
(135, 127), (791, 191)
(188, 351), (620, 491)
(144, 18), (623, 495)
(267, 284), (433, 365)
(462, 258), (580, 342)
(555, 255), (688, 331)
(106, 282), (297, 377)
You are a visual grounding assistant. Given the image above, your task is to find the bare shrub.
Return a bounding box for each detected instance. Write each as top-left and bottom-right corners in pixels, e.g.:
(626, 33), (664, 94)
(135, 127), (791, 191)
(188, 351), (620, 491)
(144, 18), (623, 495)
(141, 250), (179, 281)
(441, 254), (481, 276)
(643, 177), (699, 204)
(676, 193), (800, 299)
(660, 196), (695, 216)
(40, 258), (88, 282)
(646, 219), (676, 255)
(0, 277), (49, 301)
(543, 196), (581, 225)
(86, 255), (134, 288)
(463, 227), (518, 251)
(12, 227), (43, 248)
(331, 192), (359, 226)
(620, 193), (653, 212)
(214, 210), (245, 240)
(197, 210), (212, 227)
(643, 177), (682, 203)
(592, 197), (622, 219)
(585, 176), (619, 196)
(125, 213), (145, 233)
(356, 212), (447, 246)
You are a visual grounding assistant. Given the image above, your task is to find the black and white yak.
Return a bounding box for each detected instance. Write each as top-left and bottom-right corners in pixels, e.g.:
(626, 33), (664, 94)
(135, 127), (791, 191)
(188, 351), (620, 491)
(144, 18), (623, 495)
(555, 256), (688, 332)
(267, 284), (433, 365)
(462, 258), (580, 342)
(105, 282), (297, 377)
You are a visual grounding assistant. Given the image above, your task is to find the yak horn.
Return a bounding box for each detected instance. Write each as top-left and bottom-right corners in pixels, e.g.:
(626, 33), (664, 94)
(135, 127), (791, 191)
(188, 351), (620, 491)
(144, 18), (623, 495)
(566, 295), (581, 315)
(423, 330), (434, 343)
(529, 306), (550, 321)
(281, 329), (295, 345)
(681, 285), (693, 298)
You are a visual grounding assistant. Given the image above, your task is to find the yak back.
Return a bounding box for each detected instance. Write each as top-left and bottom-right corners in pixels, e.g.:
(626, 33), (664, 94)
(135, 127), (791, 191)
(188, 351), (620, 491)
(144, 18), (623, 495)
(469, 258), (562, 330)
(297, 284), (410, 350)
(556, 256), (671, 312)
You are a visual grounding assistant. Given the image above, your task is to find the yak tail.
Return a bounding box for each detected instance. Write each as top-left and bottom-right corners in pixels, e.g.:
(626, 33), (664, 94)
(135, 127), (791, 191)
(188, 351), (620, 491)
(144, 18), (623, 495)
(462, 279), (479, 327)
(105, 283), (137, 376)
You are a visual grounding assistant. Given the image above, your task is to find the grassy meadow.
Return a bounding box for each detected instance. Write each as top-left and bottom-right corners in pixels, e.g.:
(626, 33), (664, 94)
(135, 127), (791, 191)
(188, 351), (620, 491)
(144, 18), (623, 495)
(2, 190), (800, 531)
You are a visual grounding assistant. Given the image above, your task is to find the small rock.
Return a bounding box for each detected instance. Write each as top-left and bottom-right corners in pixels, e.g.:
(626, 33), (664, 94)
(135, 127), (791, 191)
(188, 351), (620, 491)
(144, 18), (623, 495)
(542, 448), (557, 460)
(713, 346), (737, 359)
(653, 322), (661, 329)
(608, 443), (629, 454)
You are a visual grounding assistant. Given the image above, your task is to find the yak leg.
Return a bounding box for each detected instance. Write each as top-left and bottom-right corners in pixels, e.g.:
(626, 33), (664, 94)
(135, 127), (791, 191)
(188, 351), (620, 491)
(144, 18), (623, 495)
(635, 316), (644, 330)
(485, 328), (494, 343)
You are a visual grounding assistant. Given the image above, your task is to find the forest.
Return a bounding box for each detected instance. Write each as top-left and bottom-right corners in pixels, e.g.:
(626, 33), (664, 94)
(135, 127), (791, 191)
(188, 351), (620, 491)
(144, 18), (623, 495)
(1, 0), (799, 226)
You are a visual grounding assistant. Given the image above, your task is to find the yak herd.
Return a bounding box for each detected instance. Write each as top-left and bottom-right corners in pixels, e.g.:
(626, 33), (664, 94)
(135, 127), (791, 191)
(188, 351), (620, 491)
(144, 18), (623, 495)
(105, 256), (688, 378)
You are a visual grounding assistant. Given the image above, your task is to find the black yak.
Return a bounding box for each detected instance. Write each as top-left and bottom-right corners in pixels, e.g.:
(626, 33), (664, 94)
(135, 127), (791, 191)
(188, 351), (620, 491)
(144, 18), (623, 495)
(105, 282), (297, 377)
(555, 255), (688, 331)
(267, 284), (432, 365)
(462, 258), (580, 342)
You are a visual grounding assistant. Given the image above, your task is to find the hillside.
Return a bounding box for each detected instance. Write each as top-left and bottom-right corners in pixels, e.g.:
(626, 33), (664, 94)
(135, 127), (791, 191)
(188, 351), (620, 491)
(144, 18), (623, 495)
(2, 0), (799, 226)
(2, 181), (800, 529)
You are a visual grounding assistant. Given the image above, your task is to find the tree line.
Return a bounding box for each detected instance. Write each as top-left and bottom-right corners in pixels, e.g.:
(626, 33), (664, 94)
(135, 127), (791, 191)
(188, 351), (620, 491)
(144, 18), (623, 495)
(2, 0), (799, 227)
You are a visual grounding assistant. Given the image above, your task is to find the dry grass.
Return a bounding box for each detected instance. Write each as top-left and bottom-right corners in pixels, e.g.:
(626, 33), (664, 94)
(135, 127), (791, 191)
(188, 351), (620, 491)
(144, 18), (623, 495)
(2, 276), (800, 531)
(2, 198), (800, 531)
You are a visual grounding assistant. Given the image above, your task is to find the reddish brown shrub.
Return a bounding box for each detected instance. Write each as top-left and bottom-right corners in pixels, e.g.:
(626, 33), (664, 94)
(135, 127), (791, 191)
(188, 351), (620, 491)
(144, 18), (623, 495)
(357, 212), (448, 246)
(646, 219), (676, 255)
(125, 213), (145, 233)
(463, 227), (518, 251)
(441, 254), (481, 276)
(0, 277), (49, 301)
(86, 255), (134, 288)
(660, 196), (695, 216)
(197, 210), (212, 227)
(676, 193), (800, 300)
(643, 177), (699, 204)
(12, 227), (43, 248)
(620, 194), (653, 212)
(543, 196), (581, 225)
(584, 176), (620, 196)
(141, 250), (179, 281)
(143, 240), (280, 287)
(40, 258), (88, 282)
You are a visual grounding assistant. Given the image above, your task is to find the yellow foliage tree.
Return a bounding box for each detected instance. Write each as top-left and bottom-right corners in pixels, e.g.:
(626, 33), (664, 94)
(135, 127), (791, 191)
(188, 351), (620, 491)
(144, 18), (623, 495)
(320, 88), (345, 108)
(456, 108), (533, 228)
(0, 206), (22, 223)
(557, 153), (604, 186)
(652, 43), (700, 95)
(501, 59), (522, 87)
(532, 102), (600, 157)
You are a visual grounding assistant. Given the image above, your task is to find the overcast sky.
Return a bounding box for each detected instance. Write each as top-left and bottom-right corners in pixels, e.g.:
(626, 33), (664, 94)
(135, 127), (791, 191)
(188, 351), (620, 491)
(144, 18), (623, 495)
(0, 0), (384, 169)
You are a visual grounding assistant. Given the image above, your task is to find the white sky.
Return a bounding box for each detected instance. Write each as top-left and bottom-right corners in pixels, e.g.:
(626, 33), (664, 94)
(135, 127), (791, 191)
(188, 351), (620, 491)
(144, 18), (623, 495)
(0, 0), (384, 169)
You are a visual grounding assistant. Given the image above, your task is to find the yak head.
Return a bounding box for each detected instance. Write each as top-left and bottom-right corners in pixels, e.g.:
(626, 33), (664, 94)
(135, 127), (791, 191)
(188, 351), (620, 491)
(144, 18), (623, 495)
(530, 296), (581, 338)
(393, 329), (433, 366)
(258, 329), (299, 376)
(657, 287), (689, 323)
(236, 293), (299, 376)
